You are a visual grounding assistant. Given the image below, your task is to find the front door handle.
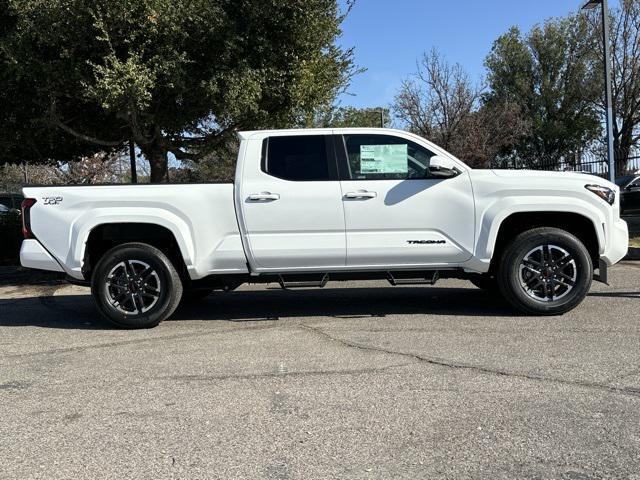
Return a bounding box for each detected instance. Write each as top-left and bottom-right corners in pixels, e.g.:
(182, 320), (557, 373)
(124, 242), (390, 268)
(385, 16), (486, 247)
(248, 192), (280, 201)
(344, 190), (377, 199)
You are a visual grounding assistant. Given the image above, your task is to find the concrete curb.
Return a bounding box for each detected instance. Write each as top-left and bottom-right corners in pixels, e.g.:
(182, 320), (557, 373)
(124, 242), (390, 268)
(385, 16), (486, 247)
(624, 247), (640, 261)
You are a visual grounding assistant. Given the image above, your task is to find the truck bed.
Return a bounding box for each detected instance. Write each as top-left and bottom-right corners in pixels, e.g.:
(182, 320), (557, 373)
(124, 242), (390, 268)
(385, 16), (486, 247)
(22, 183), (248, 280)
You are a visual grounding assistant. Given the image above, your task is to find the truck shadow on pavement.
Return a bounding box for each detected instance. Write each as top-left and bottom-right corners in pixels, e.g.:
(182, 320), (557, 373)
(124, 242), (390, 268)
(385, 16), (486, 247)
(588, 291), (640, 299)
(172, 287), (520, 323)
(0, 286), (519, 330)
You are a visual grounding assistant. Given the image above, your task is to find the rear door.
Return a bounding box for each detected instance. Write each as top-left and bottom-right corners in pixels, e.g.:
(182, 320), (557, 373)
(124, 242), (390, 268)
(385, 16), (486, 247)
(238, 133), (346, 271)
(336, 133), (475, 267)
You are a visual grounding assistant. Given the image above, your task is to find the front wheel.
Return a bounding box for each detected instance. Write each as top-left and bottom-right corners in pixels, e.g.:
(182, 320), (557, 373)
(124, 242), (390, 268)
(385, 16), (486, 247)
(497, 228), (593, 315)
(91, 243), (183, 328)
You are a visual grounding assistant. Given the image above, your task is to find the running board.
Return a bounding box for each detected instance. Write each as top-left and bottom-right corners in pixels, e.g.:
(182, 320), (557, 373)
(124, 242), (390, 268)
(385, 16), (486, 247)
(278, 274), (329, 290)
(387, 271), (439, 286)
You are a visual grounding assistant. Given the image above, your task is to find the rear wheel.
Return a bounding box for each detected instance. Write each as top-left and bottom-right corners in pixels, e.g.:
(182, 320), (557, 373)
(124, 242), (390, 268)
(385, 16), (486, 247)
(91, 243), (183, 328)
(497, 228), (593, 315)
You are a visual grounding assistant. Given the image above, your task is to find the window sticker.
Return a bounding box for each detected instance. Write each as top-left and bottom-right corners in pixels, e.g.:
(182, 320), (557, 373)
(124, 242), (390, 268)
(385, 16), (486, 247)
(360, 144), (408, 174)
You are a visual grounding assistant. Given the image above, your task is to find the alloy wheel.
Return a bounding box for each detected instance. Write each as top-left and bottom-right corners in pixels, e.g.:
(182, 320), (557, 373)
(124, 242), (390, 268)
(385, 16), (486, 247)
(104, 260), (162, 315)
(518, 244), (577, 302)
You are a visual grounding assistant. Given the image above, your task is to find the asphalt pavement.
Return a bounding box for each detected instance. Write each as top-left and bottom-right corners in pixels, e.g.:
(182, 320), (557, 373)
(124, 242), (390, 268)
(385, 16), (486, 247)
(1, 263), (639, 479)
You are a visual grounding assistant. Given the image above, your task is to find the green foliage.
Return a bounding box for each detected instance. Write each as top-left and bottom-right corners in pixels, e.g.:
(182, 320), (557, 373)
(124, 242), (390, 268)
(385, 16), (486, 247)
(179, 138), (241, 183)
(485, 16), (602, 166)
(310, 106), (390, 128)
(0, 0), (103, 166)
(1, 0), (358, 181)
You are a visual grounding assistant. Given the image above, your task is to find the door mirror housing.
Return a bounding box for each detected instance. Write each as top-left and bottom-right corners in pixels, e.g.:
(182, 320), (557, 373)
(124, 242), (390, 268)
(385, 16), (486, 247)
(428, 155), (459, 179)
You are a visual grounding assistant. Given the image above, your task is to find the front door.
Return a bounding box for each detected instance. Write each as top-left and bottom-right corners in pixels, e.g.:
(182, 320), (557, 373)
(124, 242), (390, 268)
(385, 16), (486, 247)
(239, 134), (346, 271)
(336, 133), (475, 268)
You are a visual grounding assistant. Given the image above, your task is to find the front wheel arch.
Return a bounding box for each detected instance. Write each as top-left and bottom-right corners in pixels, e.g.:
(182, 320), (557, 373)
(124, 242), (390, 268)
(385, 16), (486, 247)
(488, 212), (601, 274)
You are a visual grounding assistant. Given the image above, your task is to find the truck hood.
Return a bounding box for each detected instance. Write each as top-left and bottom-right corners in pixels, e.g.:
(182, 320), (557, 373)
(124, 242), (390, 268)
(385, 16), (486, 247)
(489, 169), (616, 189)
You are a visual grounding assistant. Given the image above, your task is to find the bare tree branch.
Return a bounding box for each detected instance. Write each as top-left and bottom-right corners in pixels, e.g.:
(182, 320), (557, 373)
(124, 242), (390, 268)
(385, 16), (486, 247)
(48, 102), (124, 147)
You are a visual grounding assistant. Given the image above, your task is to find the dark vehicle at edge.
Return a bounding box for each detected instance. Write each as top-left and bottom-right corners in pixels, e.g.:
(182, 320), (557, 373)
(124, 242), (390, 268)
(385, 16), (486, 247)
(616, 175), (640, 215)
(0, 193), (25, 264)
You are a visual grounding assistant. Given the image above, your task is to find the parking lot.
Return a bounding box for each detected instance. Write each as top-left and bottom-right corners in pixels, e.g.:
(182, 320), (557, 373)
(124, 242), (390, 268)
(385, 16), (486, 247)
(1, 263), (639, 479)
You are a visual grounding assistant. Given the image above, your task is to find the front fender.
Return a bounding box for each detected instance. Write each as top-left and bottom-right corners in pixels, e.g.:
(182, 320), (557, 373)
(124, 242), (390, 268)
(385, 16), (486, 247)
(476, 196), (605, 261)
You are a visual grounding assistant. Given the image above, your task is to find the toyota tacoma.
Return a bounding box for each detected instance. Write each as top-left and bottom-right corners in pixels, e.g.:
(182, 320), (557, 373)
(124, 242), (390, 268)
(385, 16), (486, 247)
(20, 128), (629, 328)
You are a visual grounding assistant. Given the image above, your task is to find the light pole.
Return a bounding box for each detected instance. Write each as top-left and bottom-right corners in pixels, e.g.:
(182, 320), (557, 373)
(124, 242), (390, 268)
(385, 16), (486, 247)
(582, 0), (616, 181)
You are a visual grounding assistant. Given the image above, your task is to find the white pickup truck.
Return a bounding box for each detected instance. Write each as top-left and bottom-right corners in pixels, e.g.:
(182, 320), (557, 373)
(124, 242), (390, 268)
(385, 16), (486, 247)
(20, 128), (629, 328)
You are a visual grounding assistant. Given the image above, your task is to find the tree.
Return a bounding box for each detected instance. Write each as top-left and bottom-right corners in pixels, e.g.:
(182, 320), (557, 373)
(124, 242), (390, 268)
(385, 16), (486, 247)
(179, 137), (241, 183)
(588, 0), (640, 170)
(452, 99), (531, 168)
(310, 105), (391, 128)
(393, 49), (529, 167)
(394, 49), (480, 153)
(0, 1), (106, 169)
(484, 16), (601, 167)
(2, 0), (358, 182)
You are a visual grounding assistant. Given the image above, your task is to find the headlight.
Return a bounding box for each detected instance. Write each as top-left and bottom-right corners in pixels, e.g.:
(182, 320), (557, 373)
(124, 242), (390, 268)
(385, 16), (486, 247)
(585, 184), (615, 205)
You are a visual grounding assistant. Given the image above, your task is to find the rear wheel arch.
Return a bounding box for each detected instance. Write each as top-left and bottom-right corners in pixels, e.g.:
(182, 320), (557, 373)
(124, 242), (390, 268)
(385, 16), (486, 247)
(83, 223), (189, 281)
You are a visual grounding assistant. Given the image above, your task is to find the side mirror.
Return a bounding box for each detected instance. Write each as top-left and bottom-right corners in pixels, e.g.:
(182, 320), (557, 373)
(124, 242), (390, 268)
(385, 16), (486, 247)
(428, 155), (459, 179)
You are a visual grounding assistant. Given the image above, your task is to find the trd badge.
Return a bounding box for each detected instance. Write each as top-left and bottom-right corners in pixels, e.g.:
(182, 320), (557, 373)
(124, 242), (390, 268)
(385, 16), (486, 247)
(42, 196), (63, 205)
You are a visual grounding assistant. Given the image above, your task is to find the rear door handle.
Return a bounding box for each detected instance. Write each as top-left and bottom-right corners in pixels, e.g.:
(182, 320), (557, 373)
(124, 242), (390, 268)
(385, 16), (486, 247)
(344, 190), (377, 199)
(248, 192), (280, 201)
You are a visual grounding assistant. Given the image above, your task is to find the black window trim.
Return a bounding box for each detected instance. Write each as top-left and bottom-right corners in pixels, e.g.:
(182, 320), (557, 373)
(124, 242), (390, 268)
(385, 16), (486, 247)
(260, 135), (339, 182)
(334, 134), (438, 181)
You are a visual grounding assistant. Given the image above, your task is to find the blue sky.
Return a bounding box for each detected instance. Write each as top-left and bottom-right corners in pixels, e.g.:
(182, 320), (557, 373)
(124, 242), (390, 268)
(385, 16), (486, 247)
(337, 0), (619, 108)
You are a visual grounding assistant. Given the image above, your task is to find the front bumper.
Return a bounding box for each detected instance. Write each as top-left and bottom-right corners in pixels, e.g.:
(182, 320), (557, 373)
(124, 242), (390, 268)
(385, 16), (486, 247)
(601, 218), (629, 266)
(20, 239), (64, 272)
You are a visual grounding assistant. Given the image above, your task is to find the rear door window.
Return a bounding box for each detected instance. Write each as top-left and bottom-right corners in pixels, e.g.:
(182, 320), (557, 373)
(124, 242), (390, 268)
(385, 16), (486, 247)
(262, 135), (334, 181)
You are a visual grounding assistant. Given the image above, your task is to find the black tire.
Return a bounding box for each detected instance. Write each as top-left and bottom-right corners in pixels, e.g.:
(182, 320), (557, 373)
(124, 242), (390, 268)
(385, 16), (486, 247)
(497, 227), (593, 315)
(91, 243), (183, 328)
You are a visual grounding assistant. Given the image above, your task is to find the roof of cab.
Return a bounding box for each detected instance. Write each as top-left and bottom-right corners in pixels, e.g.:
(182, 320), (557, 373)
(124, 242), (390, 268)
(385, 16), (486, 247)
(237, 127), (409, 140)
